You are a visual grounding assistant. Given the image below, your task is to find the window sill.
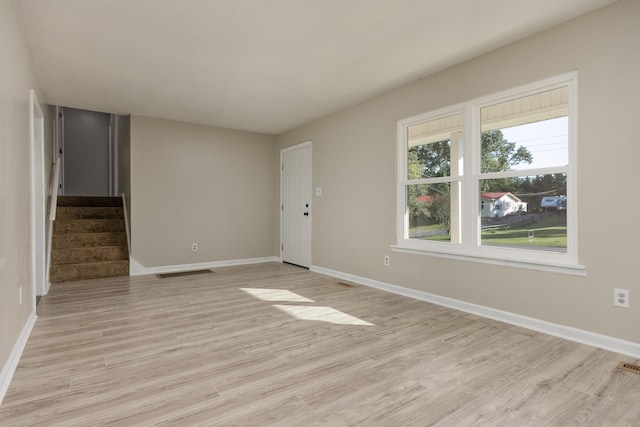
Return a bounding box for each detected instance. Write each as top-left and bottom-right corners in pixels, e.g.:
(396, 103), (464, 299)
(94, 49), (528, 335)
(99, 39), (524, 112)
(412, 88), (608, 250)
(391, 245), (586, 277)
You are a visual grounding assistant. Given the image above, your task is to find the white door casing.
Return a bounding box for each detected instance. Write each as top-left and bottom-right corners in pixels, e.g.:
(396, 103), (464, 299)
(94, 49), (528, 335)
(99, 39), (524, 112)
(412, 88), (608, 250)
(281, 142), (311, 268)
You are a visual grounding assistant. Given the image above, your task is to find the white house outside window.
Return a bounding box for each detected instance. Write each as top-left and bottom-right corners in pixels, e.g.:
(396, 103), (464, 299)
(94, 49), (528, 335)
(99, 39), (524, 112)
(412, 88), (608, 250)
(394, 73), (583, 275)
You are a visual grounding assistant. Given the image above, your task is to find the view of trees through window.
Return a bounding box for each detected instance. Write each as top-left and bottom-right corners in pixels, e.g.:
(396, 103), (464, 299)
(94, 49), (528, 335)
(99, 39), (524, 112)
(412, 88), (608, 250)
(407, 107), (569, 252)
(406, 111), (463, 244)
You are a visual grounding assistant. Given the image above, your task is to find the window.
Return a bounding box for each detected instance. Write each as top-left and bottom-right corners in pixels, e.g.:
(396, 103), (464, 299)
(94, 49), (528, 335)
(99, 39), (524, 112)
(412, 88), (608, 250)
(405, 112), (463, 244)
(395, 73), (582, 274)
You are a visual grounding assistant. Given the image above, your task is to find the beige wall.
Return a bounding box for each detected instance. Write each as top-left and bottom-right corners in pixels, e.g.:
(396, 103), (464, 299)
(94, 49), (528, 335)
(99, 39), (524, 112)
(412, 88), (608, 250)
(130, 116), (277, 267)
(0, 0), (43, 375)
(277, 0), (640, 344)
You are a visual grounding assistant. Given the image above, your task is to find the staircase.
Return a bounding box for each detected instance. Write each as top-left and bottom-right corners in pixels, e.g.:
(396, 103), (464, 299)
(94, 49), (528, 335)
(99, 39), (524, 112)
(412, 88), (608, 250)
(50, 196), (129, 283)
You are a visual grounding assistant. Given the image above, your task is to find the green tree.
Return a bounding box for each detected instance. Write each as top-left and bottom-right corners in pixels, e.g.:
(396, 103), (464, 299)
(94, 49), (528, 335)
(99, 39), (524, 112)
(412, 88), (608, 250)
(407, 151), (428, 224)
(427, 194), (451, 233)
(480, 130), (533, 192)
(409, 130), (532, 180)
(480, 130), (533, 173)
(407, 131), (533, 231)
(409, 140), (451, 178)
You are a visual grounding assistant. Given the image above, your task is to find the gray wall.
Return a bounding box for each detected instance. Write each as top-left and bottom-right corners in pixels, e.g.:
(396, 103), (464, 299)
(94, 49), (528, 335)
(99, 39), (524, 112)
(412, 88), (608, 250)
(0, 0), (43, 384)
(62, 107), (111, 196)
(115, 115), (131, 198)
(130, 116), (277, 268)
(276, 0), (640, 344)
(114, 114), (131, 231)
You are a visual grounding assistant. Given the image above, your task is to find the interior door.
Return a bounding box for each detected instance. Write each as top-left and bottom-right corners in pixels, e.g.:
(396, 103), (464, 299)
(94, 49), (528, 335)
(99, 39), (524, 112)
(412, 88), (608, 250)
(281, 142), (311, 268)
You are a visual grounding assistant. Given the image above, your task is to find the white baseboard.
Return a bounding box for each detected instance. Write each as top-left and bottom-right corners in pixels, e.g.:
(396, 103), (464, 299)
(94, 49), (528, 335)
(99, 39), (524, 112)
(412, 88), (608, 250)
(310, 265), (640, 359)
(0, 309), (37, 405)
(130, 256), (281, 276)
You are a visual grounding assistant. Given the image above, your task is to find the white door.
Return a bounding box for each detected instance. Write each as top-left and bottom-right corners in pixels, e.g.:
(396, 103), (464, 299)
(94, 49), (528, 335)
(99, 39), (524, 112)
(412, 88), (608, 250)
(281, 142), (311, 268)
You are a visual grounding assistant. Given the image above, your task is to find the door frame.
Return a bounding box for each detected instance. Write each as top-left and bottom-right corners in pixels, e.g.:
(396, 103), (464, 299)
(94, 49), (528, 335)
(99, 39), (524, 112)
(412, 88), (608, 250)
(30, 90), (47, 298)
(280, 141), (312, 267)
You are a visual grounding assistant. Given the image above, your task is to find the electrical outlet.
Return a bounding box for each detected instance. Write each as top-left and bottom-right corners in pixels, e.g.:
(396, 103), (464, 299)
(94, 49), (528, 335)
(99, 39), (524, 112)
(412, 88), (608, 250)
(384, 255), (390, 266)
(614, 288), (629, 308)
(192, 243), (198, 252)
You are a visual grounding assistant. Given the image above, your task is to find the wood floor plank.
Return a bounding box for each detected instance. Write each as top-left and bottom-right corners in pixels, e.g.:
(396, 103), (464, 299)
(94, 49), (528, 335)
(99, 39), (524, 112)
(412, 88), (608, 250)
(1, 262), (639, 426)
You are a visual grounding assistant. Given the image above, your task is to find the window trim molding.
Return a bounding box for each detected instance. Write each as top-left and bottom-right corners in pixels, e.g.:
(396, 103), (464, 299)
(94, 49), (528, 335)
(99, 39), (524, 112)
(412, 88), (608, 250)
(396, 72), (582, 274)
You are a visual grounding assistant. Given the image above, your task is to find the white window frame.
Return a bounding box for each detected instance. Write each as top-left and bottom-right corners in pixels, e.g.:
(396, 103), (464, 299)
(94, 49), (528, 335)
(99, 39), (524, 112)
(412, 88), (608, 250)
(393, 72), (584, 276)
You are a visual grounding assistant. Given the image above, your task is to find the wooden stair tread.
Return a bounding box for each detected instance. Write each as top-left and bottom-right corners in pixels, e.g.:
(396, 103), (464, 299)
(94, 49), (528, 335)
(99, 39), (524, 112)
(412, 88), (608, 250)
(57, 195), (123, 207)
(51, 245), (129, 265)
(50, 260), (129, 283)
(53, 219), (125, 234)
(56, 207), (124, 220)
(52, 232), (127, 249)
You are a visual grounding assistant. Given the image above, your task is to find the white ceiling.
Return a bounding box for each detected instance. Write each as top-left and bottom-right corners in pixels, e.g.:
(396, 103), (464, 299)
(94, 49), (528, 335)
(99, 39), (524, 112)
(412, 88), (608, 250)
(14, 0), (617, 135)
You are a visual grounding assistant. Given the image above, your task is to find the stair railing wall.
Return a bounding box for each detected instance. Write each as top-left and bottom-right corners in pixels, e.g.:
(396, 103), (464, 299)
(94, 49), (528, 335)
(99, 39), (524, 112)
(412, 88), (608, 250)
(45, 161), (61, 284)
(121, 192), (131, 260)
(48, 161), (60, 221)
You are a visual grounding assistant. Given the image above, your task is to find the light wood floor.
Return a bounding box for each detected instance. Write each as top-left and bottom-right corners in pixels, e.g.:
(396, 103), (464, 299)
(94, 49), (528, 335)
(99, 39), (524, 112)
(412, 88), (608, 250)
(1, 262), (639, 426)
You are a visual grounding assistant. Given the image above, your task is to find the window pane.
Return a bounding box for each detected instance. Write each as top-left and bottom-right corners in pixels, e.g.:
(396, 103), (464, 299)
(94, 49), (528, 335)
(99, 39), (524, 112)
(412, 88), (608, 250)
(407, 113), (463, 179)
(481, 87), (568, 173)
(479, 173), (567, 252)
(407, 183), (452, 243)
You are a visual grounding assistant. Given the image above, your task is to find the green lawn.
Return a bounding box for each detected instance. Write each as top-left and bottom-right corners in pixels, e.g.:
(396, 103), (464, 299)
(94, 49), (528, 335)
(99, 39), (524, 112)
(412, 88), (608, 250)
(408, 222), (451, 242)
(482, 215), (567, 249)
(409, 214), (567, 248)
(482, 226), (567, 247)
(409, 223), (447, 234)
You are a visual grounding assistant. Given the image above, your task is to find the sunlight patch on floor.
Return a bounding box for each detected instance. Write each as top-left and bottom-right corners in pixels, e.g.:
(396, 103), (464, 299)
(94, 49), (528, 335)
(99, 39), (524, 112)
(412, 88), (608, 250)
(240, 288), (315, 303)
(272, 305), (374, 326)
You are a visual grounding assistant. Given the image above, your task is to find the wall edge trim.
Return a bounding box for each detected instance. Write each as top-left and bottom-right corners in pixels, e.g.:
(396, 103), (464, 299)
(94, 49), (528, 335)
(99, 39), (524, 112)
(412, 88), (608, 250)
(129, 256), (281, 276)
(0, 309), (37, 405)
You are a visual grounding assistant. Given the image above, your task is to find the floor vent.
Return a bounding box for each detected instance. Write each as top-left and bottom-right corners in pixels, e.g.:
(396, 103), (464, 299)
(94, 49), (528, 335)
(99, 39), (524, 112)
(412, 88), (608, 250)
(157, 270), (214, 279)
(336, 282), (354, 287)
(617, 361), (640, 375)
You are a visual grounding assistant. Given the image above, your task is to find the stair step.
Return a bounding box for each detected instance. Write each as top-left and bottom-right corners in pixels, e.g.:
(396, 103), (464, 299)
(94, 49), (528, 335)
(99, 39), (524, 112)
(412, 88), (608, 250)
(56, 207), (124, 220)
(50, 260), (129, 283)
(51, 245), (128, 265)
(50, 195), (130, 283)
(53, 219), (125, 234)
(53, 232), (127, 249)
(57, 196), (123, 207)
